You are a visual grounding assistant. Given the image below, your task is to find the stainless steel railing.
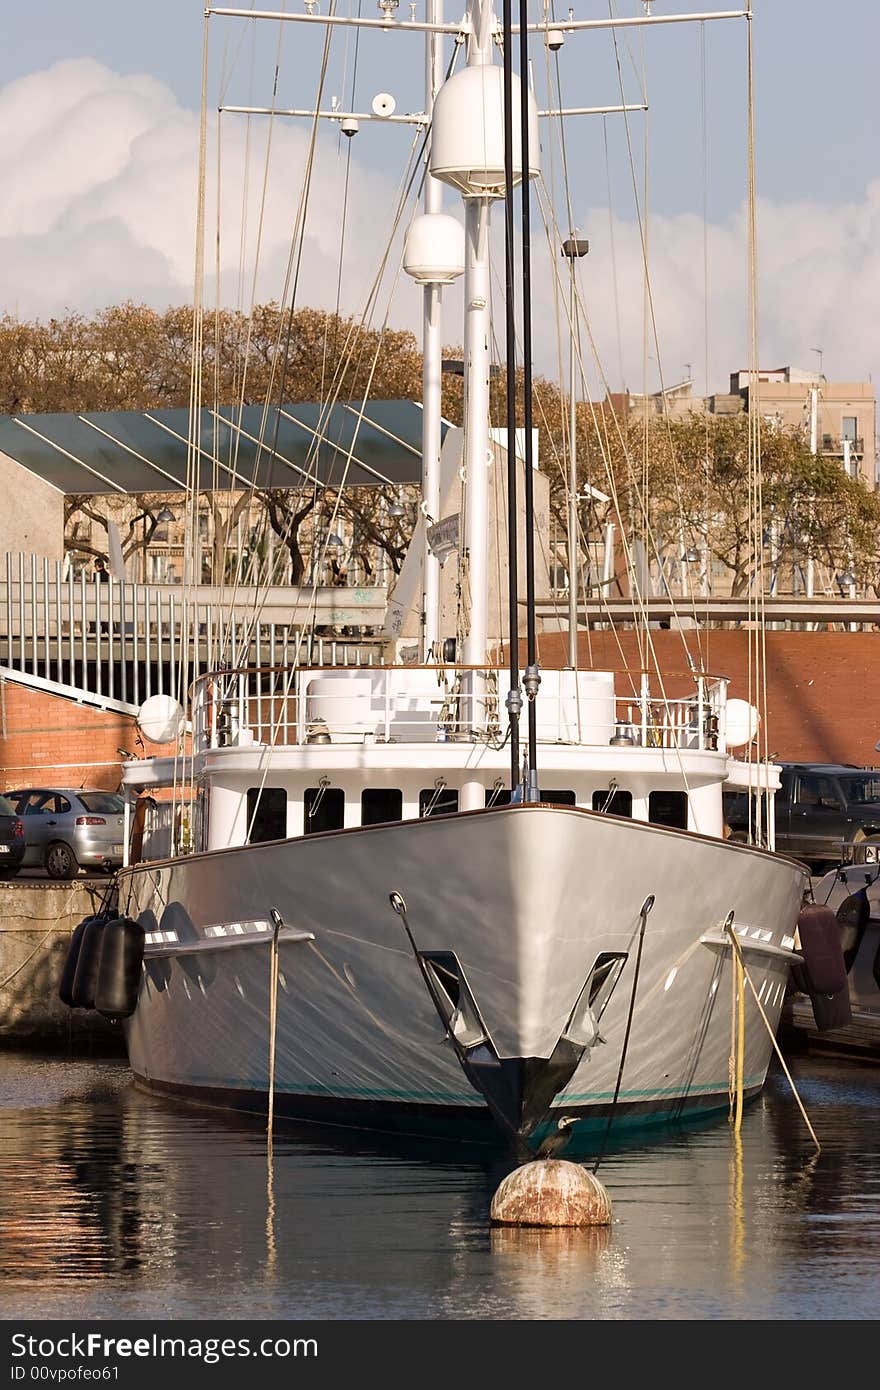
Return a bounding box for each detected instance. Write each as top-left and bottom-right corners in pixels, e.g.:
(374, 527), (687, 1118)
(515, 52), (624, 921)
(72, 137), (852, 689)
(1, 552), (382, 706)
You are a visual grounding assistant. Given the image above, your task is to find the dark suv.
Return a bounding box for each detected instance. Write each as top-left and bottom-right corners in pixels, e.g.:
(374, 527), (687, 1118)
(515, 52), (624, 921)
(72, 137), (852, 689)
(0, 794), (26, 877)
(725, 763), (880, 872)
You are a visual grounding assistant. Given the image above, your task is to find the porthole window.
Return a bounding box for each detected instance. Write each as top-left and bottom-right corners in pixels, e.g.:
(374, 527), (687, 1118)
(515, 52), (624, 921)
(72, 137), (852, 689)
(419, 787), (459, 817)
(305, 786), (345, 834)
(246, 786), (287, 843)
(361, 788), (403, 826)
(485, 788), (576, 806)
(648, 790), (688, 830)
(592, 789), (633, 818)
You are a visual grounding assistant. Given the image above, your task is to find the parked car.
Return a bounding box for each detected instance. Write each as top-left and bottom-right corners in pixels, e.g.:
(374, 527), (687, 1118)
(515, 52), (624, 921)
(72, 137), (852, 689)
(4, 788), (125, 879)
(0, 794), (26, 878)
(724, 762), (880, 873)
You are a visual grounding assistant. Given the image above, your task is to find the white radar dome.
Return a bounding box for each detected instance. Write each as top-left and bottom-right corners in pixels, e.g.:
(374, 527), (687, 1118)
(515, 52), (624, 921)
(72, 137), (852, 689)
(429, 65), (539, 197)
(137, 693), (185, 745)
(403, 213), (465, 284)
(725, 698), (760, 749)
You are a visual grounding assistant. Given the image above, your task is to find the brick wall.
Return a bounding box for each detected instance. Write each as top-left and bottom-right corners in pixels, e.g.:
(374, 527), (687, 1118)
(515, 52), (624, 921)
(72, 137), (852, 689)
(0, 681), (179, 793)
(533, 629), (880, 766)
(3, 631), (879, 781)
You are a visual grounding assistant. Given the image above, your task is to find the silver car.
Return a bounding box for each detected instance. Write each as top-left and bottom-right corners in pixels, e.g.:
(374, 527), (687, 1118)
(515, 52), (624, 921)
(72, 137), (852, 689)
(5, 787), (125, 879)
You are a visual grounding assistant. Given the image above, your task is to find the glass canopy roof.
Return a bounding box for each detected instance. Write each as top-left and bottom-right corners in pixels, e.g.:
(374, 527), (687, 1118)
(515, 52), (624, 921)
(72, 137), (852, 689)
(0, 400), (441, 495)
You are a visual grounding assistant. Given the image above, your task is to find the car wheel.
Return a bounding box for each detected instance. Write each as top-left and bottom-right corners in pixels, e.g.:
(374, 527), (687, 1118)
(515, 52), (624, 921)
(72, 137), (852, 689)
(45, 842), (79, 880)
(850, 828), (880, 864)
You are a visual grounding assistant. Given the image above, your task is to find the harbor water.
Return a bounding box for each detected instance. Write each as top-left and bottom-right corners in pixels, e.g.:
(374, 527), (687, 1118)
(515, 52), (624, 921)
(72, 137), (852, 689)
(0, 1048), (877, 1321)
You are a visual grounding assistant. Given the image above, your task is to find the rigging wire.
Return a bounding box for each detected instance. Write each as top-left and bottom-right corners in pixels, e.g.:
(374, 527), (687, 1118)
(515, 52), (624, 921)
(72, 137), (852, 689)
(700, 20), (712, 669)
(602, 114), (626, 398)
(213, 33), (464, 681)
(533, 179), (699, 703)
(606, 0), (706, 666)
(745, 6), (771, 839)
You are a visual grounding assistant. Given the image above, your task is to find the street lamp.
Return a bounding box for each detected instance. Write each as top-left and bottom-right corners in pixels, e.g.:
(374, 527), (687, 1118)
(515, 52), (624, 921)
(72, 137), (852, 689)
(140, 505), (176, 583)
(560, 230), (589, 668)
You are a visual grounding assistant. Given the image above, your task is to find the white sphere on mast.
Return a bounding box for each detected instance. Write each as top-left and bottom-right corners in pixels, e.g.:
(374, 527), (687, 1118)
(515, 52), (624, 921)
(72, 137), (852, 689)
(403, 213), (465, 284)
(429, 65), (539, 197)
(371, 92), (396, 118)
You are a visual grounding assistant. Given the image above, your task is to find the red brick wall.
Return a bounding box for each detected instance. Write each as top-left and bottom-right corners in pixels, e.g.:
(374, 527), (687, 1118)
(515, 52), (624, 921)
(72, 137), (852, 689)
(0, 682), (180, 794)
(533, 629), (880, 767)
(3, 631), (879, 781)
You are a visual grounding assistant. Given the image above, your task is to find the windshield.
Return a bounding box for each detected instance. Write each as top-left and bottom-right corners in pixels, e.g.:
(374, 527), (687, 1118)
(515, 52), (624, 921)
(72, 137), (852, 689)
(838, 775), (880, 805)
(0, 795), (14, 816)
(78, 792), (124, 814)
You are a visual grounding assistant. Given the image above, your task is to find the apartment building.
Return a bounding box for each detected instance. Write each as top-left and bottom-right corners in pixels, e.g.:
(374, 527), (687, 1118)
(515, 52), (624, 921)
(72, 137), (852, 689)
(616, 366), (877, 486)
(730, 367), (876, 485)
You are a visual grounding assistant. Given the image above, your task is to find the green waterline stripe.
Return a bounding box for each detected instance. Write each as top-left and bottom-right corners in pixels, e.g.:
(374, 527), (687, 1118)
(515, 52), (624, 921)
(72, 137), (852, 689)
(559, 1072), (766, 1102)
(161, 1076), (755, 1105)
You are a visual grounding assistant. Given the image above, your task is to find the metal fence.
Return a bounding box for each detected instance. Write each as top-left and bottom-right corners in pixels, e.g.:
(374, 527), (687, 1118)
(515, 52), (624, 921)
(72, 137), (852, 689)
(1, 552), (382, 707)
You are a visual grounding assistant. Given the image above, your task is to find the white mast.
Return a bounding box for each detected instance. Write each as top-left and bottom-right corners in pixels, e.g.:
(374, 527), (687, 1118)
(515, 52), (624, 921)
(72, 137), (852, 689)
(421, 0), (445, 662)
(427, 0), (537, 768)
(461, 0), (495, 676)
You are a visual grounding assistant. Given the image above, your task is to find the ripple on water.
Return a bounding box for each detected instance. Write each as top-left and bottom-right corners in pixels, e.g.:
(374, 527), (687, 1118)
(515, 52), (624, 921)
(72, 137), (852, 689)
(0, 1051), (878, 1319)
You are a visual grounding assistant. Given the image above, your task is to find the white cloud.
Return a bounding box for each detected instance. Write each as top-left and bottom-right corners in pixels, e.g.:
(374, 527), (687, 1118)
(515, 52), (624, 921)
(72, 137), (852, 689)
(1, 59), (877, 404)
(528, 184), (880, 397)
(0, 59), (409, 325)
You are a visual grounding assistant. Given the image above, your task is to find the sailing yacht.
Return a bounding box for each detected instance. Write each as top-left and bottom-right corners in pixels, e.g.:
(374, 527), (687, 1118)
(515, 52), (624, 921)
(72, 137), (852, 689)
(73, 1), (808, 1150)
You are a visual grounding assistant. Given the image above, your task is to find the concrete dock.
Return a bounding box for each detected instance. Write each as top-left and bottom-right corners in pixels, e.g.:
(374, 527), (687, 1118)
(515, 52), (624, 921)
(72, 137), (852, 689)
(0, 881), (123, 1049)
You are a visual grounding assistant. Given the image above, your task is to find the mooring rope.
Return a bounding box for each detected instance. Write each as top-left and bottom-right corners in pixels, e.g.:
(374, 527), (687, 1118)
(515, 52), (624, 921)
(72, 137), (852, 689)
(592, 893), (654, 1173)
(267, 906), (283, 1150)
(723, 915), (820, 1154)
(729, 908), (746, 1134)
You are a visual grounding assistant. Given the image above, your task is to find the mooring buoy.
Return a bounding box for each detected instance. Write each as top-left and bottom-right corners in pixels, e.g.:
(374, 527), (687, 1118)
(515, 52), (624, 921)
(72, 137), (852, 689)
(489, 1159), (612, 1228)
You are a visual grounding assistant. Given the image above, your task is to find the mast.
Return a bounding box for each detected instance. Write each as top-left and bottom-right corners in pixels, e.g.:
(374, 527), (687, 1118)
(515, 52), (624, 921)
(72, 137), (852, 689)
(518, 0), (539, 801)
(502, 0), (520, 790)
(428, 0), (537, 791)
(421, 0), (444, 662)
(561, 233), (589, 669)
(460, 1), (494, 679)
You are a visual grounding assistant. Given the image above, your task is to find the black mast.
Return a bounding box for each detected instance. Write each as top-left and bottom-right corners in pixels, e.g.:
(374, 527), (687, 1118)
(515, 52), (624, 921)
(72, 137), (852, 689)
(502, 0), (521, 791)
(518, 0), (540, 800)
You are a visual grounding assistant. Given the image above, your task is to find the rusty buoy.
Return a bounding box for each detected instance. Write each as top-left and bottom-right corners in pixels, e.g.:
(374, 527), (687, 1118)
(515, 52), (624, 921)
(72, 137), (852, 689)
(489, 1159), (612, 1228)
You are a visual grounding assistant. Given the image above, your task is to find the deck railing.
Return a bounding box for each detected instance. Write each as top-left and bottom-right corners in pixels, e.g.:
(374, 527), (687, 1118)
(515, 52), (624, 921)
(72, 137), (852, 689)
(191, 664), (730, 754)
(1, 553), (382, 705)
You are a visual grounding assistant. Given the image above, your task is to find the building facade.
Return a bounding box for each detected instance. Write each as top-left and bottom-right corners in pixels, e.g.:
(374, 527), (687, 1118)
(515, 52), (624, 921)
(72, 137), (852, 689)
(617, 366), (876, 488)
(730, 367), (876, 486)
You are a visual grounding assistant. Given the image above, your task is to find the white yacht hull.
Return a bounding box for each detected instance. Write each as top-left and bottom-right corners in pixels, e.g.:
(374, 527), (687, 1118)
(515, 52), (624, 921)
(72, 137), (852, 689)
(118, 805), (806, 1150)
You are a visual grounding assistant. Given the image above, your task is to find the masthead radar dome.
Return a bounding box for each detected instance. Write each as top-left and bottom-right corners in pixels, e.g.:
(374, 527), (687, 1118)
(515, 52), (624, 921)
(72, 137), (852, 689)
(136, 693), (185, 746)
(430, 66), (539, 197)
(403, 214), (465, 285)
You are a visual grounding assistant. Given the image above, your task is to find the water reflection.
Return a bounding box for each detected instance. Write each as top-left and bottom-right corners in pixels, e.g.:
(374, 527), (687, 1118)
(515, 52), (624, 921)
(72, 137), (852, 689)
(0, 1052), (878, 1319)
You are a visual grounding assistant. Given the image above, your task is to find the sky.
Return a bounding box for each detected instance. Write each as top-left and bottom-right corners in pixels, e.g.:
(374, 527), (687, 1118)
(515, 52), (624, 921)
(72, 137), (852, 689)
(0, 1), (877, 400)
